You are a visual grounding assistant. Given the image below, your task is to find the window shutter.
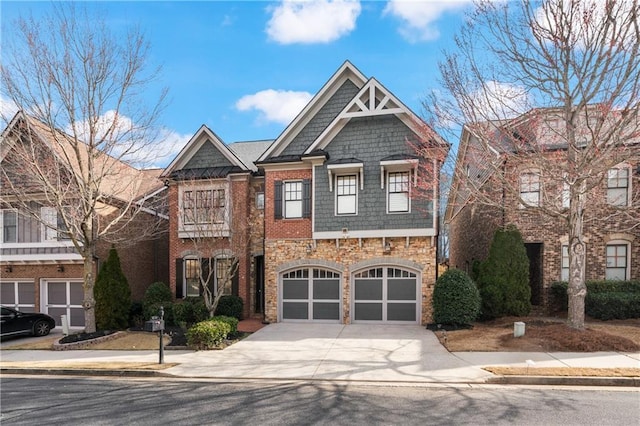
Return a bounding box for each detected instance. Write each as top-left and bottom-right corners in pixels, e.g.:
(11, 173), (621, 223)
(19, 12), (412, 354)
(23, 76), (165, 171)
(175, 259), (184, 299)
(302, 179), (311, 218)
(232, 267), (239, 296)
(274, 180), (283, 219)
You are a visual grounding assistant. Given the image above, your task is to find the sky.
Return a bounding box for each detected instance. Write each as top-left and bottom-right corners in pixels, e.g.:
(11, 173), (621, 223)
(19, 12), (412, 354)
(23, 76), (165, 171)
(1, 0), (476, 166)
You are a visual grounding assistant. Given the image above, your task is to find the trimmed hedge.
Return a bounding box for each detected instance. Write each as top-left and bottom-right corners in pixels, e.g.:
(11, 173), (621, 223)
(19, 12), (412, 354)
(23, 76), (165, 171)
(142, 282), (174, 325)
(432, 269), (480, 326)
(212, 315), (239, 334)
(215, 295), (244, 320)
(186, 318), (232, 350)
(173, 297), (209, 327)
(550, 280), (640, 320)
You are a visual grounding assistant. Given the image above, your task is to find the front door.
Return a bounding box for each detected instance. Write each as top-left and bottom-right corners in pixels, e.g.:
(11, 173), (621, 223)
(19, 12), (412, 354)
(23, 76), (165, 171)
(525, 243), (543, 306)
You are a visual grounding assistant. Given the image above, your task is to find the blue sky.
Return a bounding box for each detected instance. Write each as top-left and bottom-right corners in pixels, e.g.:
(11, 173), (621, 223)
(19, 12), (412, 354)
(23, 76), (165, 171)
(1, 1), (475, 164)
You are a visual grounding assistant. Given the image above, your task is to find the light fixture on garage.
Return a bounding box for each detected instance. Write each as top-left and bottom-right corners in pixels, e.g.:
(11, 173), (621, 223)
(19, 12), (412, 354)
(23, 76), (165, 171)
(57, 265), (65, 272)
(384, 241), (392, 253)
(306, 243), (313, 254)
(4, 265), (12, 273)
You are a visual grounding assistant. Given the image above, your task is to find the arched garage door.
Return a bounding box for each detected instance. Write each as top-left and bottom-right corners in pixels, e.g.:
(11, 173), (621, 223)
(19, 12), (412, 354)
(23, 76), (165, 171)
(281, 268), (341, 322)
(353, 267), (419, 323)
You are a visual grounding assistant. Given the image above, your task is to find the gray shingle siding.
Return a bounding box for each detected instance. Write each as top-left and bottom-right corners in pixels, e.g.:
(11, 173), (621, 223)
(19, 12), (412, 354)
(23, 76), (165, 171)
(280, 80), (360, 157)
(314, 116), (434, 232)
(183, 139), (235, 170)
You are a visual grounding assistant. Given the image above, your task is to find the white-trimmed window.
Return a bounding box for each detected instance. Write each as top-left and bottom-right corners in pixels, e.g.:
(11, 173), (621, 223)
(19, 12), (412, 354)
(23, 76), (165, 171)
(607, 166), (630, 207)
(520, 170), (541, 207)
(182, 188), (225, 225)
(284, 181), (303, 218)
(561, 244), (569, 281)
(388, 171), (410, 213)
(605, 242), (629, 280)
(41, 207), (58, 242)
(1, 209), (17, 243)
(184, 257), (201, 297)
(256, 192), (264, 210)
(336, 175), (357, 215)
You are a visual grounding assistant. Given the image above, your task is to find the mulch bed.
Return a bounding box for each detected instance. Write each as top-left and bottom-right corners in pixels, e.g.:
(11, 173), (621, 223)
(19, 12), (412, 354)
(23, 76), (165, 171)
(59, 330), (117, 344)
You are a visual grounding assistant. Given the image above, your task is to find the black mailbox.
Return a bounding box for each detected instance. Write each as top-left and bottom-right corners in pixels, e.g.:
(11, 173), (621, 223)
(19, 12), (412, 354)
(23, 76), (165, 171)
(144, 317), (164, 332)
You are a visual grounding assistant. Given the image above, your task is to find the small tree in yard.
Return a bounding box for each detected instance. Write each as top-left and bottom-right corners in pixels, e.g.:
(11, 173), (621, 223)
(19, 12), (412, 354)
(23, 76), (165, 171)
(477, 226), (531, 319)
(95, 246), (131, 330)
(424, 0), (640, 329)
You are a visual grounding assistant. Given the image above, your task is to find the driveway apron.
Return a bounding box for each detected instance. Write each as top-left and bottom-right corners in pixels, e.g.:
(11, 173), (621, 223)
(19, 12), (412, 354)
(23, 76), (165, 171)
(166, 323), (493, 383)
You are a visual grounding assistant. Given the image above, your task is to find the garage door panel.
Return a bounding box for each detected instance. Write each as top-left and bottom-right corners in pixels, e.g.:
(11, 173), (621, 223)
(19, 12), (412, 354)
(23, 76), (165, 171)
(69, 308), (84, 327)
(48, 282), (67, 304)
(354, 302), (382, 321)
(283, 280), (309, 299)
(313, 279), (340, 299)
(283, 302), (308, 320)
(387, 303), (416, 321)
(48, 307), (66, 326)
(388, 279), (416, 300)
(19, 283), (35, 305)
(1, 283), (15, 304)
(70, 282), (83, 305)
(354, 279), (383, 300)
(313, 302), (340, 320)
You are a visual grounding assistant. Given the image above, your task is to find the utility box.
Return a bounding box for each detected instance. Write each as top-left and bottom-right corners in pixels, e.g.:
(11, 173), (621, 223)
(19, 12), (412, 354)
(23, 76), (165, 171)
(514, 321), (525, 337)
(144, 317), (165, 332)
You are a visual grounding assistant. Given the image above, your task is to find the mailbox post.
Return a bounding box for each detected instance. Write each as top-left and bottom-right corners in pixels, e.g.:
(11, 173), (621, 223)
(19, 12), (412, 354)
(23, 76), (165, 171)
(144, 306), (165, 364)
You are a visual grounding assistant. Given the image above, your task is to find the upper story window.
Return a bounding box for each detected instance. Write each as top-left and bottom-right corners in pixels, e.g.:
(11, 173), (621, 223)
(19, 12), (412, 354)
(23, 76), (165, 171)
(256, 192), (265, 210)
(1, 210), (17, 243)
(606, 242), (629, 280)
(388, 171), (410, 213)
(274, 179), (311, 219)
(561, 244), (569, 281)
(519, 170), (541, 207)
(607, 166), (630, 207)
(336, 174), (357, 215)
(182, 187), (226, 226)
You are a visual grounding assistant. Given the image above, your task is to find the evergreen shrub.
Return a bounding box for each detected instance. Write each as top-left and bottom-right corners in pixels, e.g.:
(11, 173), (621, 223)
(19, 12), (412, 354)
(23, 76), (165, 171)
(432, 269), (480, 326)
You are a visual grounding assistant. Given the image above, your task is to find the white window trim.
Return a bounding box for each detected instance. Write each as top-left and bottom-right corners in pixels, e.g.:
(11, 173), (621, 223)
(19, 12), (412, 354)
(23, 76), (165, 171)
(327, 163), (364, 191)
(41, 207), (58, 242)
(386, 170), (411, 214)
(183, 256), (201, 298)
(283, 180), (304, 219)
(606, 164), (632, 207)
(380, 159), (418, 189)
(178, 182), (229, 238)
(335, 174), (358, 216)
(1, 209), (18, 243)
(519, 169), (541, 208)
(605, 240), (631, 280)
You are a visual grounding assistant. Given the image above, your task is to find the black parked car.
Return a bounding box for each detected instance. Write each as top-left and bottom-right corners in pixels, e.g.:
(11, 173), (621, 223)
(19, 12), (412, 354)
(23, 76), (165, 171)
(0, 306), (56, 339)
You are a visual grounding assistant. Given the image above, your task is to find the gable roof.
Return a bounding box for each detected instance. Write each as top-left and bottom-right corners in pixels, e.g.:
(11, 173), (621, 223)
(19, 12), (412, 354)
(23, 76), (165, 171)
(1, 111), (164, 203)
(257, 60), (368, 162)
(161, 125), (268, 179)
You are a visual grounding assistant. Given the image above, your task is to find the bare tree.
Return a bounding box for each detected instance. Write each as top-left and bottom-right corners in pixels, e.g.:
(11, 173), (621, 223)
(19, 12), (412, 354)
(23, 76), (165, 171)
(426, 0), (640, 329)
(0, 4), (168, 332)
(176, 175), (257, 318)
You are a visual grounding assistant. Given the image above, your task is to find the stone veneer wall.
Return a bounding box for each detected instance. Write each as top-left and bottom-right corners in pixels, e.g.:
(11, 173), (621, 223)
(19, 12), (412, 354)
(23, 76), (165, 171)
(264, 236), (437, 325)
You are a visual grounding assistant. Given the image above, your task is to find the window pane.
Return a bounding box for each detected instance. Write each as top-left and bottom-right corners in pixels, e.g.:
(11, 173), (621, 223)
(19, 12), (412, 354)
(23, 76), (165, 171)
(2, 210), (17, 243)
(284, 181), (303, 218)
(388, 172), (409, 212)
(389, 193), (409, 212)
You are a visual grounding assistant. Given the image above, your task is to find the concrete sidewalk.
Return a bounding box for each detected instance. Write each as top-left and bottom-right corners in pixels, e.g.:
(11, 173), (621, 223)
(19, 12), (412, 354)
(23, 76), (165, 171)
(1, 323), (639, 385)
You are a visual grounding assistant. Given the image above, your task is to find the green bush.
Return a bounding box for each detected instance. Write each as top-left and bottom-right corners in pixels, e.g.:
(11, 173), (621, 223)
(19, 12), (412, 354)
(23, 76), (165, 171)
(550, 280), (640, 320)
(95, 247), (131, 330)
(215, 295), (244, 320)
(143, 282), (174, 325)
(432, 269), (480, 326)
(212, 315), (239, 334)
(129, 301), (145, 328)
(186, 319), (232, 350)
(173, 297), (209, 327)
(476, 225), (531, 319)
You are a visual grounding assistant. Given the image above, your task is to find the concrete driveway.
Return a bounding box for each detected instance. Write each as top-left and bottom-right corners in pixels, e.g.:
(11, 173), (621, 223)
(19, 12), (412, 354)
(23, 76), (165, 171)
(166, 323), (493, 383)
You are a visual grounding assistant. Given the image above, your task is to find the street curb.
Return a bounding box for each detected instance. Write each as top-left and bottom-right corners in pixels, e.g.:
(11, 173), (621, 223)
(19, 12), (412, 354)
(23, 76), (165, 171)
(3, 368), (639, 386)
(487, 375), (640, 387)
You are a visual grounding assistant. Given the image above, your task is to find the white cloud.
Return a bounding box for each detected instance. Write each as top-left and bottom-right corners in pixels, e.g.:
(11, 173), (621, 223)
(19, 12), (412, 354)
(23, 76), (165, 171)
(472, 81), (531, 121)
(0, 94), (19, 126)
(236, 89), (313, 125)
(383, 0), (471, 42)
(266, 0), (361, 44)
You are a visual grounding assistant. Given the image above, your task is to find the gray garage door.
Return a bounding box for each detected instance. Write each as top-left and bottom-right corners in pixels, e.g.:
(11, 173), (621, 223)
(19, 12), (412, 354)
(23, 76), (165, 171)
(281, 268), (341, 322)
(353, 267), (419, 323)
(43, 280), (84, 327)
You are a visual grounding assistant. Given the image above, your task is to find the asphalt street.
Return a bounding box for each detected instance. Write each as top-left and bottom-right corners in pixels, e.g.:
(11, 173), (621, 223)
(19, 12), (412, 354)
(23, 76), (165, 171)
(1, 376), (638, 425)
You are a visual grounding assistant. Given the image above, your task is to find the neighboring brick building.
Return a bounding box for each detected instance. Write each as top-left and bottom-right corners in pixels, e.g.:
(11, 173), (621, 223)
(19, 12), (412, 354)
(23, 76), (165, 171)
(0, 112), (168, 328)
(446, 108), (640, 309)
(256, 61), (448, 325)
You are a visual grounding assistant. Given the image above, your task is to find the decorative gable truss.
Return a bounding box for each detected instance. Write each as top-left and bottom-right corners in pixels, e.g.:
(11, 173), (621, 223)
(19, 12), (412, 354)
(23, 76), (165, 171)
(342, 80), (404, 118)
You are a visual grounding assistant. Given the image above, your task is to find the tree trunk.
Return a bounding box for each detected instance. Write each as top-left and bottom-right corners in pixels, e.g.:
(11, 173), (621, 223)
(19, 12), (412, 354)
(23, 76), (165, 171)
(82, 255), (97, 333)
(567, 194), (587, 330)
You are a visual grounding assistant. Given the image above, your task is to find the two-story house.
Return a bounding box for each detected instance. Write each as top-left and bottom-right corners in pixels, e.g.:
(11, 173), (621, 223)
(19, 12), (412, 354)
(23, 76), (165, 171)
(256, 61), (448, 325)
(160, 125), (270, 319)
(0, 112), (169, 328)
(446, 108), (639, 310)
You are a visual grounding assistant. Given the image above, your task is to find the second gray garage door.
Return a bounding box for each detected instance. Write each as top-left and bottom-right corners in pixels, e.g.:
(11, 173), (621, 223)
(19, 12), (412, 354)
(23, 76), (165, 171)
(353, 267), (419, 323)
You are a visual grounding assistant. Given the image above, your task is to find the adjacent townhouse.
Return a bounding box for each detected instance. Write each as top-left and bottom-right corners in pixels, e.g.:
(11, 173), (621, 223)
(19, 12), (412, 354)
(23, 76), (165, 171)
(0, 112), (169, 328)
(256, 61), (448, 325)
(160, 126), (270, 319)
(446, 108), (639, 310)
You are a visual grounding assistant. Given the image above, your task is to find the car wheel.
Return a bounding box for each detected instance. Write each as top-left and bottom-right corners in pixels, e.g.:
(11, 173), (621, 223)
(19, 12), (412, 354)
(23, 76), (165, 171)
(33, 320), (51, 337)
